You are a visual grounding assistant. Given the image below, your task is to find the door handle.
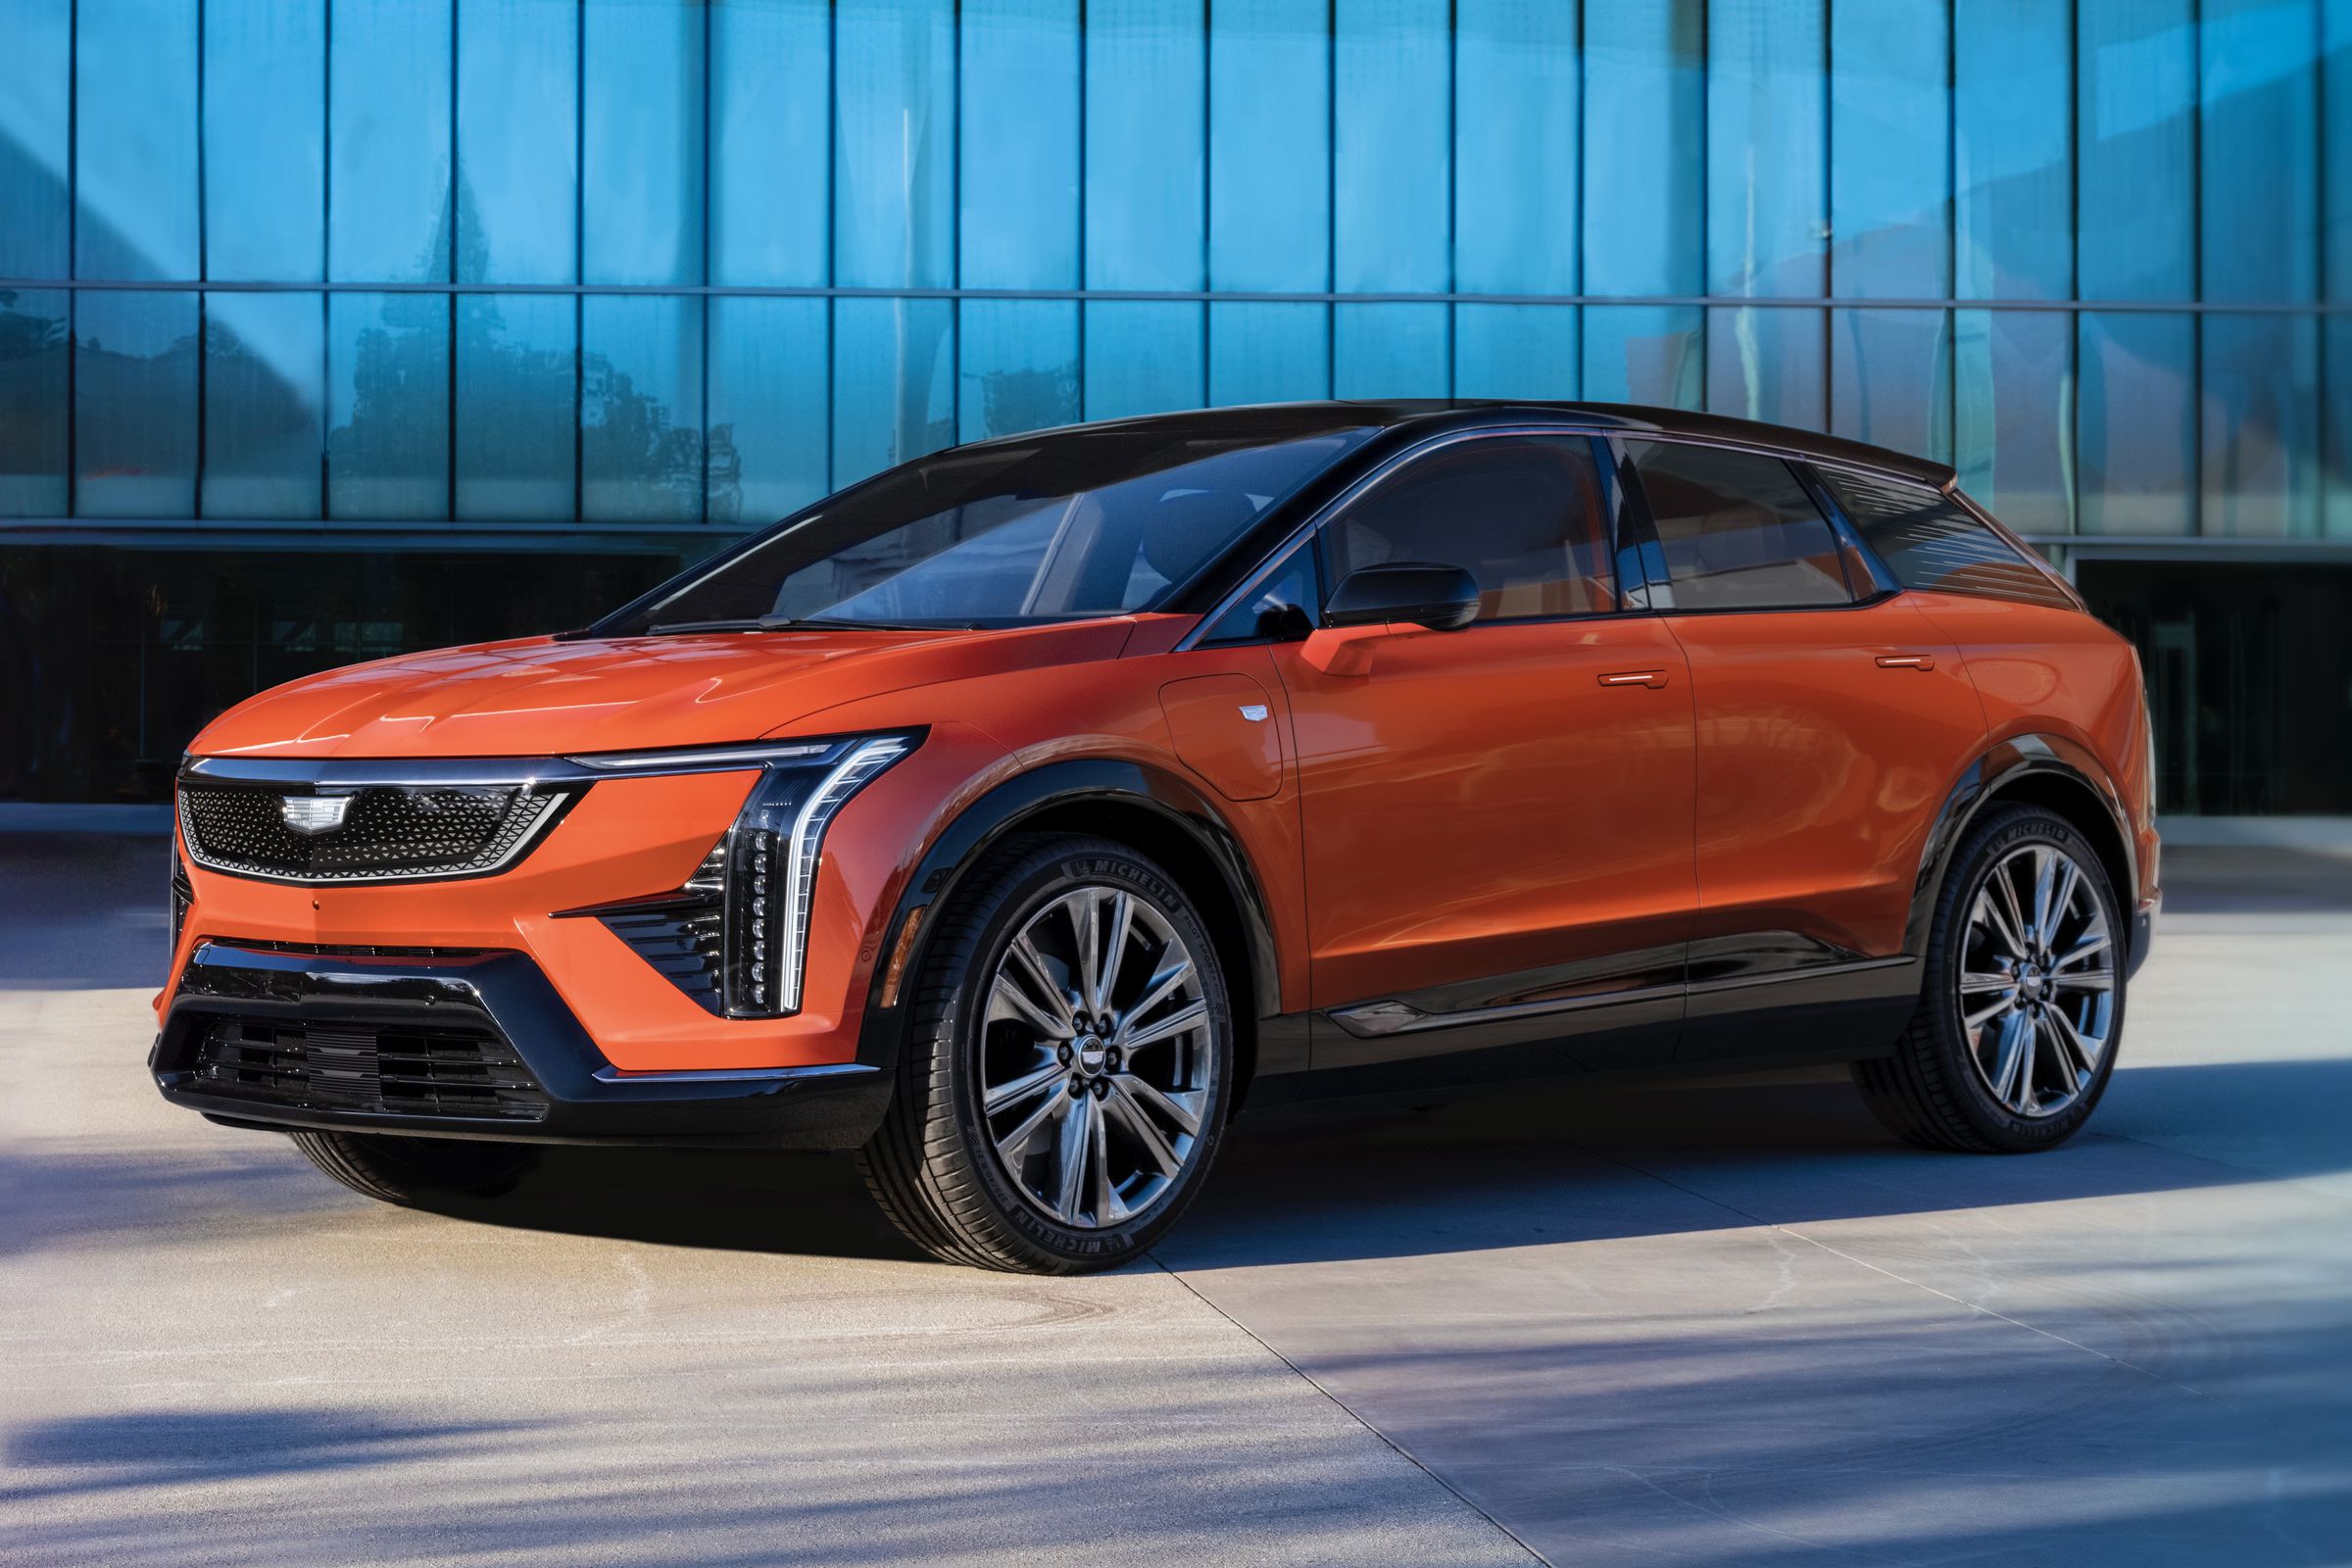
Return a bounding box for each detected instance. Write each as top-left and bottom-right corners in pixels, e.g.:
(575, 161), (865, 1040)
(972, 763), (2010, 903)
(1875, 654), (1936, 671)
(1598, 669), (1669, 689)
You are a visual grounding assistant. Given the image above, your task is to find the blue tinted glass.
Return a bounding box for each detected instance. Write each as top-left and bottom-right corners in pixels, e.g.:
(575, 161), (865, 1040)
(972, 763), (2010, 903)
(1585, 306), (1703, 408)
(1087, 1), (1205, 290)
(583, 295), (703, 523)
(75, 0), (199, 280)
(0, 289), (70, 514)
(204, 0), (325, 282)
(203, 292), (324, 518)
(1336, 0), (1449, 292)
(833, 297), (955, 484)
(961, 1), (1080, 290)
(1832, 310), (1952, 462)
(1706, 307), (1826, 429)
(584, 0), (704, 286)
(2078, 0), (2195, 300)
(74, 291), (198, 515)
(1454, 305), (1577, 400)
(1830, 0), (1949, 297)
(1956, 309), (2072, 533)
(1454, 0), (1576, 295)
(1207, 302), (1329, 406)
(457, 0), (577, 285)
(2078, 312), (2194, 535)
(959, 299), (1080, 439)
(2201, 314), (2321, 536)
(1333, 303), (1447, 398)
(327, 291), (450, 520)
(329, 0), (453, 284)
(835, 0), (955, 290)
(1583, 0), (1703, 296)
(2331, 0), (2352, 305)
(2201, 0), (2320, 304)
(0, 3), (71, 276)
(1083, 302), (1204, 419)
(710, 0), (829, 287)
(1210, 0), (1328, 291)
(707, 295), (828, 524)
(1707, 0), (1824, 297)
(456, 293), (575, 518)
(1955, 0), (2071, 300)
(2327, 319), (2352, 538)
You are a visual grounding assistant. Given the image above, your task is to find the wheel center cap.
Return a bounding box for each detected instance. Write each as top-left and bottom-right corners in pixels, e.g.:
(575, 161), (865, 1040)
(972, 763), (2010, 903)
(2018, 965), (2046, 1000)
(1074, 1035), (1108, 1076)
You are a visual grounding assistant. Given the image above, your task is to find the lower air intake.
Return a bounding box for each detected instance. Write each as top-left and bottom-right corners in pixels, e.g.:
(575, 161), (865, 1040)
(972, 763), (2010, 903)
(193, 1017), (550, 1122)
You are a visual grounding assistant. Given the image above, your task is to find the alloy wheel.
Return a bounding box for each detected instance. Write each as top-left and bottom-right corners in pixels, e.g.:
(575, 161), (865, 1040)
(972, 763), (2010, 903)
(1956, 843), (2117, 1118)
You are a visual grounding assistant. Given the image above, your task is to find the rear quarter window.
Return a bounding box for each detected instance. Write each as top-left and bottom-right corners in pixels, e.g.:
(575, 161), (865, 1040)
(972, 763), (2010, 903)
(1819, 467), (2076, 610)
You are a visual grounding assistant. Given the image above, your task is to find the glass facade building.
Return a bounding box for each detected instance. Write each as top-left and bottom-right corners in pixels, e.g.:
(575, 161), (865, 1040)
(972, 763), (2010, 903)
(1, 0), (2347, 809)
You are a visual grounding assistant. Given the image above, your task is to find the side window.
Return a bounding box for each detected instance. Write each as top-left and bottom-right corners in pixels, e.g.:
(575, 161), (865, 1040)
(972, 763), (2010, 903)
(1200, 538), (1320, 644)
(1323, 437), (1615, 622)
(1628, 442), (1853, 611)
(1818, 466), (2074, 610)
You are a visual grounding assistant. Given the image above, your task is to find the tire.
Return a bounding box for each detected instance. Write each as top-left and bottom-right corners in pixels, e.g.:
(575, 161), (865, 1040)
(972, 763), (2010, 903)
(289, 1129), (541, 1206)
(857, 833), (1235, 1273)
(1854, 804), (2127, 1152)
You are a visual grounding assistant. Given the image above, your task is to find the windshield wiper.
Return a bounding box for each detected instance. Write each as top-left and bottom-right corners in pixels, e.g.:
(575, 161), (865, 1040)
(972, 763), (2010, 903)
(639, 614), (945, 636)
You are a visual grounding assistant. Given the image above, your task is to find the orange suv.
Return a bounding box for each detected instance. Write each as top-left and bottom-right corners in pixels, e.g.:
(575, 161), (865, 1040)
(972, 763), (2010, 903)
(156, 402), (2160, 1272)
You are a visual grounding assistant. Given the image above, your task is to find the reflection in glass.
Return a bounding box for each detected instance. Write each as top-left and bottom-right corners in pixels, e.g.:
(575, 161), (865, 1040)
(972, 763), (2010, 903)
(1956, 309), (2072, 534)
(959, 299), (1080, 441)
(0, 289), (69, 515)
(583, 295), (703, 524)
(1707, 0), (1823, 298)
(1455, 305), (1578, 401)
(1583, 0), (1702, 297)
(74, 291), (199, 517)
(330, 0), (453, 284)
(1207, 303), (1327, 408)
(328, 292), (450, 520)
(457, 293), (575, 519)
(2199, 0), (2319, 305)
(2078, 0), (2195, 301)
(709, 0), (829, 287)
(1336, 0), (1449, 293)
(1334, 304), (1447, 399)
(75, 0), (199, 281)
(833, 297), (955, 486)
(1586, 306), (1703, 408)
(2077, 312), (2194, 535)
(1832, 310), (1951, 462)
(1829, 0), (1948, 298)
(1083, 302), (1203, 421)
(204, 0), (325, 282)
(1706, 307), (1825, 429)
(2328, 319), (2352, 538)
(1455, 0), (1577, 296)
(457, 0), (578, 285)
(835, 0), (956, 290)
(2200, 314), (2320, 538)
(204, 292), (324, 518)
(583, 0), (703, 286)
(960, 0), (1080, 291)
(1209, 0), (1328, 293)
(1954, 0), (2070, 301)
(707, 296), (828, 525)
(0, 2), (71, 277)
(1087, 0), (1206, 290)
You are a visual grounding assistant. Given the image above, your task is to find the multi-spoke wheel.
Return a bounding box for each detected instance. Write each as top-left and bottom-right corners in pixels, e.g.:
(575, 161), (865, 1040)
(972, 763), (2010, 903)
(1854, 805), (2127, 1152)
(858, 833), (1233, 1272)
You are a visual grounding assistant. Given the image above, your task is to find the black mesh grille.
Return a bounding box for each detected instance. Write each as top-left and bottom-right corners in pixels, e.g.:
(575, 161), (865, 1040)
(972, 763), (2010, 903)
(597, 845), (727, 1013)
(177, 782), (573, 883)
(193, 1017), (550, 1121)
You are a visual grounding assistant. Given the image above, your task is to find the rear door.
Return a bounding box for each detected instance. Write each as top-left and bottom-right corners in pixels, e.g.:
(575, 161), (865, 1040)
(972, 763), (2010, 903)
(1618, 438), (1988, 1063)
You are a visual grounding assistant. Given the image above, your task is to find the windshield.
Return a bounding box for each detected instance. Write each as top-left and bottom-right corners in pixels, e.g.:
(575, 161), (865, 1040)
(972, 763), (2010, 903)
(603, 424), (1372, 634)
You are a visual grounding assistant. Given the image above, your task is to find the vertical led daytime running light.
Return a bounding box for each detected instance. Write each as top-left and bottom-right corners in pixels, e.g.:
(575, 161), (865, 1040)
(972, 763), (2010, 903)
(771, 737), (912, 1013)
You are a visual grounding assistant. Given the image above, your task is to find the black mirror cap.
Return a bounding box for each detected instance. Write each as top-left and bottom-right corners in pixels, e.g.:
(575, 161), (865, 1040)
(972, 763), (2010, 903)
(1323, 562), (1481, 632)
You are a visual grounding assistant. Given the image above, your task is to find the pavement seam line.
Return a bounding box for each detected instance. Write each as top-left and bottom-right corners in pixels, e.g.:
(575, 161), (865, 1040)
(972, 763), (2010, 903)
(1150, 1256), (1554, 1568)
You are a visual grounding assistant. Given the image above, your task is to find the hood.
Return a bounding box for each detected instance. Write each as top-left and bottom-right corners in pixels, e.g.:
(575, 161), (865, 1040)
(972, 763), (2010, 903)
(189, 619), (1139, 760)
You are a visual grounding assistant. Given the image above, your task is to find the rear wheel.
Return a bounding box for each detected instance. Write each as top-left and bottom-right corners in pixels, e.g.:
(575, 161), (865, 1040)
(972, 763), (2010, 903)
(289, 1129), (540, 1206)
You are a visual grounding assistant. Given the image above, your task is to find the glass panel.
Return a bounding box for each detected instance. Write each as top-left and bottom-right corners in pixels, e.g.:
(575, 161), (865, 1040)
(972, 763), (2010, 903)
(456, 0), (577, 285)
(1086, 0), (1205, 290)
(2331, 0), (2352, 303)
(0, 289), (70, 514)
(204, 0), (325, 282)
(75, 0), (199, 280)
(203, 292), (324, 519)
(1831, 309), (1951, 463)
(2200, 0), (2320, 304)
(1202, 537), (1321, 644)
(832, 296), (955, 486)
(710, 0), (829, 287)
(834, 0), (955, 290)
(1082, 302), (1203, 420)
(707, 295), (828, 526)
(456, 292), (574, 519)
(2200, 313), (2321, 537)
(1585, 306), (1704, 408)
(1583, 0), (1703, 297)
(1821, 466), (2071, 608)
(1453, 305), (1578, 400)
(1333, 303), (1447, 398)
(1454, 0), (1577, 295)
(2077, 0), (2195, 300)
(74, 291), (198, 516)
(1209, 0), (1328, 292)
(1707, 0), (1824, 298)
(1208, 302), (1329, 407)
(2077, 312), (2194, 535)
(1954, 0), (2072, 301)
(0, 2), (72, 277)
(2328, 318), (2352, 538)
(1627, 441), (1852, 611)
(1829, 0), (1949, 298)
(1335, 0), (1449, 293)
(960, 299), (1080, 440)
(961, 0), (1081, 290)
(1955, 309), (2073, 536)
(1705, 307), (1825, 429)
(327, 291), (450, 520)
(583, 295), (703, 524)
(329, 0), (453, 284)
(583, 0), (704, 286)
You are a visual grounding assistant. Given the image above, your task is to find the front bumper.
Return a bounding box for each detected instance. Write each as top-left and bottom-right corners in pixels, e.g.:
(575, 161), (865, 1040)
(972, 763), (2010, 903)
(152, 941), (892, 1148)
(2129, 889), (2161, 980)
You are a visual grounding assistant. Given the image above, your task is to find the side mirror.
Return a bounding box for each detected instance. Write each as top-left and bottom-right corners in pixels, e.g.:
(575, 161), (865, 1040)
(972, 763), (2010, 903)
(1323, 562), (1481, 632)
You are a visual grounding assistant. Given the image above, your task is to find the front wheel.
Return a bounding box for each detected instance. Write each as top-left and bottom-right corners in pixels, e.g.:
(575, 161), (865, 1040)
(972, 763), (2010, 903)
(857, 834), (1234, 1273)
